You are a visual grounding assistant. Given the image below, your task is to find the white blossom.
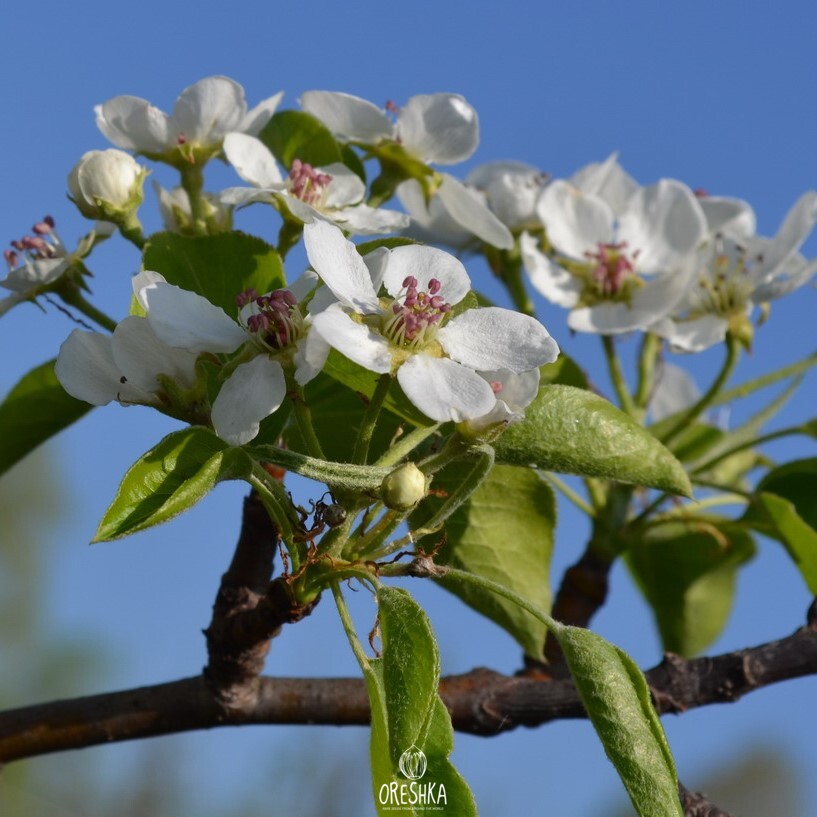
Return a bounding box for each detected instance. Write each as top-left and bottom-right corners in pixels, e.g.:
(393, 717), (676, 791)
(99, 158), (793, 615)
(521, 178), (707, 334)
(220, 133), (408, 235)
(651, 191), (817, 351)
(95, 76), (283, 162)
(68, 149), (146, 221)
(303, 220), (558, 423)
(133, 270), (326, 445)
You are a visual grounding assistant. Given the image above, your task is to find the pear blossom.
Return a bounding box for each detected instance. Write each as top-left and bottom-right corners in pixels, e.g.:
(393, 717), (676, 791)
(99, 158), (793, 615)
(651, 191), (817, 352)
(153, 181), (233, 235)
(301, 91), (513, 249)
(68, 149), (147, 221)
(95, 76), (283, 164)
(466, 161), (549, 231)
(303, 220), (558, 423)
(220, 133), (408, 235)
(133, 270), (326, 445)
(301, 91), (479, 165)
(521, 178), (707, 334)
(1, 217), (114, 317)
(55, 317), (199, 407)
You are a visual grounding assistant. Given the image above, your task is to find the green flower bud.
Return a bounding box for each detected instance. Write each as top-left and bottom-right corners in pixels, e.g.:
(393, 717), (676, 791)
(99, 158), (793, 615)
(381, 462), (426, 510)
(68, 149), (147, 222)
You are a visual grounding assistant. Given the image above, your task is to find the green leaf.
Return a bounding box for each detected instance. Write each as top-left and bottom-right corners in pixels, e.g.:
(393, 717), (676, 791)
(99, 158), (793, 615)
(0, 359), (92, 477)
(94, 427), (249, 542)
(495, 385), (691, 495)
(258, 110), (344, 169)
(414, 463), (555, 659)
(378, 587), (440, 761)
(627, 519), (755, 656)
(142, 231), (285, 317)
(751, 458), (817, 530)
(555, 626), (682, 817)
(742, 491), (817, 593)
(365, 587), (476, 816)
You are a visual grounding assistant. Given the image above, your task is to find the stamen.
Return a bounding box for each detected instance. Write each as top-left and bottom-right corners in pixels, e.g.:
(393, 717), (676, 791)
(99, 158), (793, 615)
(287, 159), (333, 206)
(382, 277), (452, 347)
(240, 287), (305, 352)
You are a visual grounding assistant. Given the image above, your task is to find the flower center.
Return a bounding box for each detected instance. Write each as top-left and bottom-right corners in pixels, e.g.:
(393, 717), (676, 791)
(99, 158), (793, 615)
(381, 276), (452, 349)
(6, 216), (62, 270)
(584, 241), (639, 297)
(691, 238), (758, 317)
(237, 288), (305, 352)
(287, 159), (333, 207)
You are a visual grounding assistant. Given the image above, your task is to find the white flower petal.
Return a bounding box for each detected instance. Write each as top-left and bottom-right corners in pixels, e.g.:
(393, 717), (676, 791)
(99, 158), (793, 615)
(239, 91), (284, 136)
(331, 204), (410, 235)
(223, 133), (284, 188)
(437, 175), (513, 249)
(300, 91), (394, 143)
(397, 355), (495, 422)
(520, 232), (582, 308)
(382, 244), (471, 305)
(754, 191), (817, 277)
(480, 368), (540, 411)
(398, 94), (479, 165)
(321, 163), (366, 208)
(172, 76), (245, 144)
(537, 181), (614, 259)
(311, 304), (392, 373)
(132, 269), (167, 309)
(144, 283), (247, 353)
(439, 307), (559, 372)
(55, 330), (152, 406)
(396, 179), (473, 248)
(94, 96), (171, 154)
(294, 330), (330, 386)
(288, 269), (319, 302)
(220, 186), (278, 207)
(570, 153), (638, 216)
(752, 255), (817, 303)
(650, 314), (728, 353)
(211, 356), (286, 446)
(303, 220), (380, 313)
(618, 179), (706, 273)
(111, 316), (198, 392)
(699, 196), (756, 238)
(359, 248), (389, 295)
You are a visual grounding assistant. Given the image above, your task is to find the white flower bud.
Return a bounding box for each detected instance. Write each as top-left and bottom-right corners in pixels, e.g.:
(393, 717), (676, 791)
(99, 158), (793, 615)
(381, 463), (426, 511)
(68, 149), (146, 221)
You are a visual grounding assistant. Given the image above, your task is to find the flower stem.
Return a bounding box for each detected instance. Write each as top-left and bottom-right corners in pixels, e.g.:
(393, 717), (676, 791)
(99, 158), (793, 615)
(288, 379), (325, 461)
(374, 423), (441, 468)
(691, 425), (804, 476)
(352, 374), (391, 464)
(117, 213), (146, 249)
(58, 286), (118, 332)
(179, 164), (208, 236)
(660, 336), (740, 446)
(602, 335), (637, 416)
(541, 472), (596, 517)
(633, 332), (662, 420)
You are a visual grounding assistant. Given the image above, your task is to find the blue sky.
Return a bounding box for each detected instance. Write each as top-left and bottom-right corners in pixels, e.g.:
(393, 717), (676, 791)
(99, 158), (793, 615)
(2, 1), (817, 814)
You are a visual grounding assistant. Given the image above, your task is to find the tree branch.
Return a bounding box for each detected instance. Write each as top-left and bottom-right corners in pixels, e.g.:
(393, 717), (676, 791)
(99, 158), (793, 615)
(1, 606), (815, 764)
(202, 491), (318, 709)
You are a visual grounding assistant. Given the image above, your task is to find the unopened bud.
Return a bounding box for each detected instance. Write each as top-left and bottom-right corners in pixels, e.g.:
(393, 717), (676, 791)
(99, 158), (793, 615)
(68, 149), (146, 221)
(380, 462), (426, 511)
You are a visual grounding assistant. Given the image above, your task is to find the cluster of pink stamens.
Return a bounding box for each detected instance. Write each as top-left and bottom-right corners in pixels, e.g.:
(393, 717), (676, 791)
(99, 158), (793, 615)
(237, 287), (303, 350)
(4, 216), (60, 270)
(584, 241), (639, 296)
(382, 276), (451, 346)
(287, 159), (333, 206)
